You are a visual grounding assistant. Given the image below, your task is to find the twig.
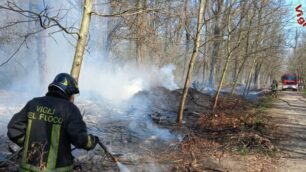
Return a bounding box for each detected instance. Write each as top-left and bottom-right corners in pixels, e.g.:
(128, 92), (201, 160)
(0, 1), (80, 36)
(0, 38), (26, 67)
(91, 8), (160, 18)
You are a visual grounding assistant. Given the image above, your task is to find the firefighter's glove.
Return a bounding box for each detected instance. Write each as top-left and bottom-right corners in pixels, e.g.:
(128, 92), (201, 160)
(15, 135), (24, 147)
(86, 134), (99, 150)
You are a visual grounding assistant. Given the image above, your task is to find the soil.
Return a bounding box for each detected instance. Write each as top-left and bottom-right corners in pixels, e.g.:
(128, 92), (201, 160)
(267, 91), (306, 172)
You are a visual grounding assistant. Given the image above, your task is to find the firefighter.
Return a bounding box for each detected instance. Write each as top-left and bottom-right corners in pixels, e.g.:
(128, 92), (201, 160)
(271, 79), (278, 97)
(7, 73), (99, 172)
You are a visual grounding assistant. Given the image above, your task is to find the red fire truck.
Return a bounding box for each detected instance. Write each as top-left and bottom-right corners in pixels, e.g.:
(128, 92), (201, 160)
(281, 73), (298, 90)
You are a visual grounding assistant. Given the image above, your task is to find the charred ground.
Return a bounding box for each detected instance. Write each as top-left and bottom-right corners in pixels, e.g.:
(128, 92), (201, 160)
(137, 87), (279, 171)
(0, 87), (281, 172)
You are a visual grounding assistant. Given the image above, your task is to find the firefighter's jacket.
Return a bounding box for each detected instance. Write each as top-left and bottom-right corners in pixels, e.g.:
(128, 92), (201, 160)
(7, 90), (95, 172)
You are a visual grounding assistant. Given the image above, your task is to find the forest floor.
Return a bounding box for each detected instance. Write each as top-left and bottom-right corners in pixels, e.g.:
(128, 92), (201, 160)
(115, 88), (306, 172)
(146, 88), (281, 172)
(178, 90), (306, 172)
(0, 89), (306, 171)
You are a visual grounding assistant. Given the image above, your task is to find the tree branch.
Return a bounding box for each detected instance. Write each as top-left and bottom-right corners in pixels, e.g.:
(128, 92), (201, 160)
(0, 38), (26, 67)
(91, 7), (160, 17)
(0, 1), (80, 37)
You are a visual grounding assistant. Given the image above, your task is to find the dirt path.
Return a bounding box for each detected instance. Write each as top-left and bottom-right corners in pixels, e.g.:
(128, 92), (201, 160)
(268, 91), (306, 172)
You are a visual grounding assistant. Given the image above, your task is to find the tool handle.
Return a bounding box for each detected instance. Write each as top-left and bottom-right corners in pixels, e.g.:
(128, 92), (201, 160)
(98, 142), (108, 152)
(98, 142), (117, 162)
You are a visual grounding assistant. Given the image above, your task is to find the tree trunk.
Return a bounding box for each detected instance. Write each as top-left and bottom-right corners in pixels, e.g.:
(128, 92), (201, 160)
(105, 2), (120, 62)
(243, 2), (263, 95)
(208, 0), (224, 88)
(177, 0), (205, 124)
(70, 0), (93, 81)
(37, 31), (47, 85)
(233, 55), (238, 81)
(135, 0), (146, 66)
(230, 0), (255, 95)
(213, 0), (241, 110)
(253, 61), (263, 89)
(243, 59), (256, 96)
(182, 0), (191, 84)
(229, 19), (253, 94)
(28, 0), (47, 89)
(246, 73), (254, 95)
(90, 3), (105, 64)
(36, 1), (47, 86)
(213, 0), (230, 110)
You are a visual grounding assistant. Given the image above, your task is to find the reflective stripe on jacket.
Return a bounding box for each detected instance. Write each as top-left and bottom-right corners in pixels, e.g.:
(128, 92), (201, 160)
(7, 90), (95, 171)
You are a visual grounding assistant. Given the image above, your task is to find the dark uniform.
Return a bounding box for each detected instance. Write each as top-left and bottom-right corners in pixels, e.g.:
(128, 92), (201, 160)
(7, 73), (98, 172)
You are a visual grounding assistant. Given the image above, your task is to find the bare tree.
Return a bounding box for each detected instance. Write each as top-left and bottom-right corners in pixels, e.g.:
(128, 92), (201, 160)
(70, 0), (93, 80)
(0, 0), (290, 99)
(208, 0), (224, 88)
(213, 0), (244, 110)
(177, 0), (205, 124)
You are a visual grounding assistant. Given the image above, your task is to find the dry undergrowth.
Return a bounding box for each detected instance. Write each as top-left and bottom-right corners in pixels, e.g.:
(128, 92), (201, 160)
(153, 94), (280, 171)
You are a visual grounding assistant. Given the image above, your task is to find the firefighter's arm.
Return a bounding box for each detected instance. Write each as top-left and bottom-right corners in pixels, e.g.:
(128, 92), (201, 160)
(7, 103), (29, 146)
(66, 104), (98, 150)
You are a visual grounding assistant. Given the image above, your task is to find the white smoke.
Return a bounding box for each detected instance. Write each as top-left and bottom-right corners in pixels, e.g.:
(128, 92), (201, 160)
(78, 62), (178, 104)
(0, 3), (184, 172)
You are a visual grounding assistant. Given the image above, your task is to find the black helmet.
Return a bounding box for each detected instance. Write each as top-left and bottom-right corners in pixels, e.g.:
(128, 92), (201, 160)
(48, 73), (79, 96)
